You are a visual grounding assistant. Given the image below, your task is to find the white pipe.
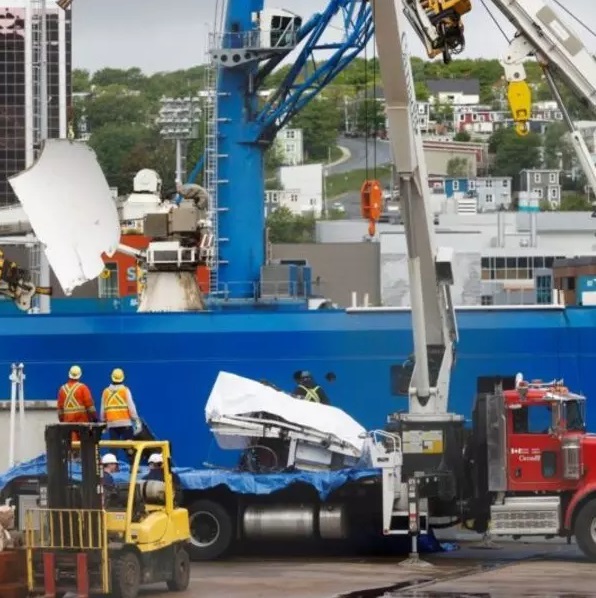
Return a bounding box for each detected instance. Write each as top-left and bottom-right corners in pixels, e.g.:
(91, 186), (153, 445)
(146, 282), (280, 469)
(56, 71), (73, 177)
(408, 257), (430, 400)
(8, 365), (17, 468)
(351, 291), (357, 308)
(58, 6), (67, 138)
(17, 364), (26, 464)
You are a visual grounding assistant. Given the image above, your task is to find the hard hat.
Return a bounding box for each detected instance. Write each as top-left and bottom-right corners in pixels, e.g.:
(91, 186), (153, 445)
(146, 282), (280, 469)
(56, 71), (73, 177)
(69, 365), (82, 380)
(111, 368), (125, 384)
(148, 453), (163, 465)
(300, 370), (312, 379)
(101, 453), (118, 465)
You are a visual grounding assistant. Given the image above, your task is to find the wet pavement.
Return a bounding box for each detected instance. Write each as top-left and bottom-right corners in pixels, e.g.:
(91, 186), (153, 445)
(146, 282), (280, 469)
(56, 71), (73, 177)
(122, 541), (596, 597)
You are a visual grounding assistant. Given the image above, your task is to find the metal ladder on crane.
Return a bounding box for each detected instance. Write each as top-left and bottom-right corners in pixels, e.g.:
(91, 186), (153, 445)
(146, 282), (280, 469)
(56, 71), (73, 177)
(203, 58), (233, 297)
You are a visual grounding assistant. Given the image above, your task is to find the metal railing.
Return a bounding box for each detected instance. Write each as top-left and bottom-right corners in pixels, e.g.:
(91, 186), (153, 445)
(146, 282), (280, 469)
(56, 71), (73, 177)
(25, 508), (107, 551)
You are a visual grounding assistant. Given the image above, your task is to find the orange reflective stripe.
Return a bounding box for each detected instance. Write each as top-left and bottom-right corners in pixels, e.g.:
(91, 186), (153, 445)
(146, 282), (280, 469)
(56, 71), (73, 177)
(62, 383), (86, 414)
(102, 387), (131, 421)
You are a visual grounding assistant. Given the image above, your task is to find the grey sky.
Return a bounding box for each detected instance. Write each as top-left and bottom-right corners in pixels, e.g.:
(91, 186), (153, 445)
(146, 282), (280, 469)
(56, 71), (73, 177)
(72, 0), (594, 74)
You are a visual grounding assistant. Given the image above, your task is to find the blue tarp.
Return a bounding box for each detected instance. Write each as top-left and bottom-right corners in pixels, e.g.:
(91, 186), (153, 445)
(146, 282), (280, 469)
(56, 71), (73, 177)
(0, 454), (380, 501)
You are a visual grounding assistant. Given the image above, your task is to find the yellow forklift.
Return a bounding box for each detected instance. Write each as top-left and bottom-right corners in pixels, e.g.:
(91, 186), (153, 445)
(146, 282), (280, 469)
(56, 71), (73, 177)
(23, 423), (191, 597)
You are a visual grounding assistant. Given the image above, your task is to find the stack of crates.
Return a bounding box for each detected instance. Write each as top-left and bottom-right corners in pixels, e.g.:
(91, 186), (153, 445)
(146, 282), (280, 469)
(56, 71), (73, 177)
(0, 550), (27, 598)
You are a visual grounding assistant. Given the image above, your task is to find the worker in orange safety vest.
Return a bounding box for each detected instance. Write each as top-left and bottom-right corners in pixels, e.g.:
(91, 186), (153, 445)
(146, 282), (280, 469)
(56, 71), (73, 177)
(57, 365), (98, 440)
(100, 368), (142, 441)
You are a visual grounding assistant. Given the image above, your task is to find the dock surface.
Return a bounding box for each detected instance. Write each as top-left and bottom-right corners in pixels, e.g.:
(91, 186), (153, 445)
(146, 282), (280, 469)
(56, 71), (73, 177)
(137, 541), (595, 597)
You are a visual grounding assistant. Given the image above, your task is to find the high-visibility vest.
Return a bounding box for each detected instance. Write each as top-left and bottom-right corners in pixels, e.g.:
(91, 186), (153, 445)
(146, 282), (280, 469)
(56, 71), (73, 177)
(299, 384), (321, 403)
(61, 383), (87, 417)
(102, 386), (131, 422)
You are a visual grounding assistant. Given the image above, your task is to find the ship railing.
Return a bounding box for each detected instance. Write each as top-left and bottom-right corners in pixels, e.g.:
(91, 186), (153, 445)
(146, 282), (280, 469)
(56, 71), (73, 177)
(208, 280), (314, 302)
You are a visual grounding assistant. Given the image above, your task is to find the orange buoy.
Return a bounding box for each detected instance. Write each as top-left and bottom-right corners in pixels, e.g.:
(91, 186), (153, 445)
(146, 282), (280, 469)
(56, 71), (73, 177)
(361, 179), (383, 237)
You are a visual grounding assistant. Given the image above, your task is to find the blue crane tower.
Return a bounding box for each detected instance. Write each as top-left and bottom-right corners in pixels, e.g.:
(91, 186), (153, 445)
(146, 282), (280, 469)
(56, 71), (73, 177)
(200, 0), (374, 304)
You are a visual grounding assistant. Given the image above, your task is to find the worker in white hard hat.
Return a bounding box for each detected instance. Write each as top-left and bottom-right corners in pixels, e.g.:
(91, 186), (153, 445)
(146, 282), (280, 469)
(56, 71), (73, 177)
(144, 452), (181, 487)
(100, 368), (142, 441)
(101, 453), (119, 487)
(57, 365), (97, 441)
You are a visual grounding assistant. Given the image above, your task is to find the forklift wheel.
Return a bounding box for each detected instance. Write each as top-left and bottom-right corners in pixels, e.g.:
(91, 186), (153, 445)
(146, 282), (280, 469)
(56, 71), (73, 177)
(167, 546), (191, 591)
(112, 551), (142, 598)
(575, 499), (596, 561)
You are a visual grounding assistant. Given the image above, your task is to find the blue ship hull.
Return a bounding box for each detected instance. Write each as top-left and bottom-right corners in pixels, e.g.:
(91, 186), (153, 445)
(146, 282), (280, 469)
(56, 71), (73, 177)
(2, 304), (596, 467)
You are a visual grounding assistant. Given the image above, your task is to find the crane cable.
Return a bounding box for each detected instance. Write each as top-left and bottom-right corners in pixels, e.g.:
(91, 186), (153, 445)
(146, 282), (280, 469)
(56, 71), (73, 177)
(359, 2), (383, 238)
(551, 0), (596, 41)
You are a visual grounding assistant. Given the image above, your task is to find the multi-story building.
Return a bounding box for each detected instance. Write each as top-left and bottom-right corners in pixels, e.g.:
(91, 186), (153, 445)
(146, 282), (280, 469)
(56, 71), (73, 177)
(0, 1), (72, 206)
(275, 127), (303, 166)
(454, 106), (506, 135)
(518, 169), (561, 208)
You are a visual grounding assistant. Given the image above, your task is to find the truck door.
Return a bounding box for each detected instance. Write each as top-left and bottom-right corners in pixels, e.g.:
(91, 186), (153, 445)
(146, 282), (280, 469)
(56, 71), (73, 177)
(507, 403), (562, 491)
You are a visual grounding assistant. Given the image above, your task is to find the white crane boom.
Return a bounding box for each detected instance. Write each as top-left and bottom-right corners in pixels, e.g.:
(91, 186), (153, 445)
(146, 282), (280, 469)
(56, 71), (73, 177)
(371, 0), (462, 422)
(491, 0), (596, 193)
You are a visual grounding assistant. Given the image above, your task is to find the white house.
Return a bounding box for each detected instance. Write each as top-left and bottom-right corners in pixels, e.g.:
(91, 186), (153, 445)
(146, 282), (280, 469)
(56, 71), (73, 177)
(265, 164), (323, 217)
(275, 127), (304, 166)
(427, 79), (480, 106)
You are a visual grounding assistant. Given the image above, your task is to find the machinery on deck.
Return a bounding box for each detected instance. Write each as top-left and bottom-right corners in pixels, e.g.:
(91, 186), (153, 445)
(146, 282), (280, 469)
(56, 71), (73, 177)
(23, 423), (190, 597)
(0, 248), (51, 312)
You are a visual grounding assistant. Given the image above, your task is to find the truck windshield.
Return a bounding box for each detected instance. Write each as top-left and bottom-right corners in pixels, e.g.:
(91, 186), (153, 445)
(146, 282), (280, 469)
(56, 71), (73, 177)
(566, 400), (585, 432)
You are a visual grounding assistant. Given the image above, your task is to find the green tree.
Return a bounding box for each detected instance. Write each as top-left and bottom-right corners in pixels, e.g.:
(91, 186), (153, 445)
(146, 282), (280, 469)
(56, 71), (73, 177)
(72, 69), (91, 93)
(355, 98), (385, 135)
(291, 98), (341, 161)
(415, 81), (430, 101)
(489, 128), (542, 178)
(88, 124), (156, 193)
(543, 122), (573, 170)
(447, 157), (469, 177)
(266, 206), (316, 243)
(84, 89), (152, 132)
(454, 130), (471, 142)
(559, 194), (593, 211)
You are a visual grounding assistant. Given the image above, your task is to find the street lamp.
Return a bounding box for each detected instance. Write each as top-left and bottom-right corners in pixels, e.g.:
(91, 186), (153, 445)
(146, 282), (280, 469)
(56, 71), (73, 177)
(157, 97), (201, 184)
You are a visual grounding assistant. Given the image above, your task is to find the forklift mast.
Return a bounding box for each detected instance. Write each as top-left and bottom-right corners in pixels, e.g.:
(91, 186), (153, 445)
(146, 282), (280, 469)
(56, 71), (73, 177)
(45, 423), (106, 510)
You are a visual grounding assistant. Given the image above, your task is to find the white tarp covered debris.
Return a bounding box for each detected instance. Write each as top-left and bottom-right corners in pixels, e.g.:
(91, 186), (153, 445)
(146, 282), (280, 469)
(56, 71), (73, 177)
(205, 371), (367, 454)
(8, 140), (121, 295)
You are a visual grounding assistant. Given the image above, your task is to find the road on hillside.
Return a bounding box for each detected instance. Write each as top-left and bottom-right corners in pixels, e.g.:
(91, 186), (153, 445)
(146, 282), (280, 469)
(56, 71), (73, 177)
(329, 136), (392, 175)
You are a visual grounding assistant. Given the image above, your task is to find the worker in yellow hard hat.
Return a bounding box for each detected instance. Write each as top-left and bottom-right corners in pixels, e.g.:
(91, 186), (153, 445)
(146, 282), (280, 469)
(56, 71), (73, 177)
(57, 365), (98, 441)
(100, 368), (142, 441)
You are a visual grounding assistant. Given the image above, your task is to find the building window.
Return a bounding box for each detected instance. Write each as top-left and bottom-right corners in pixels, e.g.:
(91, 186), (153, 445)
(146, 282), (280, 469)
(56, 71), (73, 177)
(309, 198), (316, 205)
(534, 172), (542, 184)
(502, 179), (509, 187)
(481, 295), (494, 305)
(452, 180), (460, 191)
(549, 186), (559, 199)
(290, 193), (298, 202)
(533, 188), (543, 199)
(469, 180), (476, 190)
(485, 194), (493, 203)
(486, 179), (493, 188)
(99, 263), (119, 299)
(549, 172), (557, 184)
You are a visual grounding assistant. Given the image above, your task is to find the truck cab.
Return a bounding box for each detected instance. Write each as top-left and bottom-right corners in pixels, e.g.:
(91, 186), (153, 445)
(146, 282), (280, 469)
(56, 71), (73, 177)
(469, 375), (596, 560)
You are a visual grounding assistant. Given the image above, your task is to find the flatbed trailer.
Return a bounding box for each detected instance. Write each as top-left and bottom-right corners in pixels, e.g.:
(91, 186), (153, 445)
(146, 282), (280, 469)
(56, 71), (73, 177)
(0, 454), (437, 561)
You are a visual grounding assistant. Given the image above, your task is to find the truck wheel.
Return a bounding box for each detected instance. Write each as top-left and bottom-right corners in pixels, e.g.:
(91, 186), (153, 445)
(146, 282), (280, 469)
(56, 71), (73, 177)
(167, 546), (190, 591)
(187, 499), (234, 561)
(111, 551), (142, 598)
(574, 499), (596, 561)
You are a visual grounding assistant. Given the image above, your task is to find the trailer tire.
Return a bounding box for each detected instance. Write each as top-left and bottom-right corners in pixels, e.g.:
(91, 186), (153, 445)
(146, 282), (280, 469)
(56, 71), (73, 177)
(187, 499), (234, 561)
(574, 499), (596, 561)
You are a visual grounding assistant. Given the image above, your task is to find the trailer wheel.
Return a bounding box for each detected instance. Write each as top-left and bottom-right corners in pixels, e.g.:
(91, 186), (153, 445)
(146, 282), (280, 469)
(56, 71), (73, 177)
(574, 499), (596, 561)
(187, 499), (234, 561)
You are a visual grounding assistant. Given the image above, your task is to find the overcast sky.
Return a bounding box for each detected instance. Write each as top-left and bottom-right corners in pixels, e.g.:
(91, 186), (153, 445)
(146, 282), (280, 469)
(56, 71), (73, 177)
(72, 0), (594, 74)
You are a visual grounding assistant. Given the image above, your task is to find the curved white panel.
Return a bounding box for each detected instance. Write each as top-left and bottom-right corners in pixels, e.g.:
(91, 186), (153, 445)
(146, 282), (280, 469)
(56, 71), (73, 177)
(8, 140), (121, 295)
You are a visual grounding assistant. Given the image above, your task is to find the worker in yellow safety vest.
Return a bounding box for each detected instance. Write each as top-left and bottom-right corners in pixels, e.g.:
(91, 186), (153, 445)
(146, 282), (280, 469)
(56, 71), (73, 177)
(57, 365), (98, 441)
(100, 368), (142, 441)
(292, 371), (330, 405)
